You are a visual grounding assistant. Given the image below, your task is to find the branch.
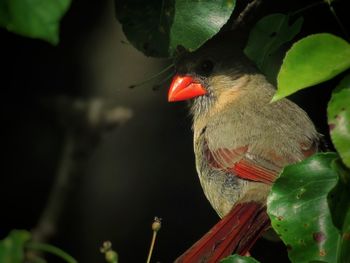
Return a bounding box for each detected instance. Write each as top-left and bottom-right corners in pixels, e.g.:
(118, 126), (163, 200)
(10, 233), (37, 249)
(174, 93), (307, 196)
(28, 98), (132, 257)
(31, 132), (75, 244)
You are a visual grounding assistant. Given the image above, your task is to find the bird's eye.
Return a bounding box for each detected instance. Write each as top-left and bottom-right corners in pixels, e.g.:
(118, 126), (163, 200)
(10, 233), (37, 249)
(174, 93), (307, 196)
(199, 60), (214, 75)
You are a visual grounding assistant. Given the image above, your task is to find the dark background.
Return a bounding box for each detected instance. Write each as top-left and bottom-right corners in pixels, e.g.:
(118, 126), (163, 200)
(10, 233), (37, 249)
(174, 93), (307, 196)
(1, 0), (348, 262)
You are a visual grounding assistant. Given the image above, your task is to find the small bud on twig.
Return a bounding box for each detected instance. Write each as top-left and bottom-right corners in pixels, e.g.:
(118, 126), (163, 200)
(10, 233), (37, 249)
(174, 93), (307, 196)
(152, 217), (162, 232)
(100, 241), (118, 263)
(146, 216), (162, 263)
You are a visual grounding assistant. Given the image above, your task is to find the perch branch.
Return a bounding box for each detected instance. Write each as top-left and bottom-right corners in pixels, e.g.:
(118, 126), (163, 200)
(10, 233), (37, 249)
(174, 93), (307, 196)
(31, 132), (75, 243)
(28, 98), (132, 259)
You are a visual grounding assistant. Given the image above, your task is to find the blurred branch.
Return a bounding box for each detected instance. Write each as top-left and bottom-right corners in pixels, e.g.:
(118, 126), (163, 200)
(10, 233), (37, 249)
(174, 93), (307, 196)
(28, 97), (132, 259)
(31, 132), (75, 244)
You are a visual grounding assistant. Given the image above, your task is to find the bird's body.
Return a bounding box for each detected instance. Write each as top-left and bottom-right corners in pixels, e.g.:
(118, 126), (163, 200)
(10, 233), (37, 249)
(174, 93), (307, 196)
(193, 73), (317, 217)
(168, 36), (320, 262)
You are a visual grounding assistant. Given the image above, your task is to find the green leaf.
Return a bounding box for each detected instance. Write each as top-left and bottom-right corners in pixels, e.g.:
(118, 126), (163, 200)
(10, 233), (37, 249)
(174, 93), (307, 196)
(328, 159), (350, 263)
(267, 153), (350, 263)
(169, 0), (236, 55)
(116, 0), (236, 57)
(327, 74), (350, 168)
(273, 33), (350, 101)
(0, 230), (31, 263)
(116, 0), (174, 57)
(244, 14), (303, 83)
(0, 0), (71, 45)
(220, 254), (260, 263)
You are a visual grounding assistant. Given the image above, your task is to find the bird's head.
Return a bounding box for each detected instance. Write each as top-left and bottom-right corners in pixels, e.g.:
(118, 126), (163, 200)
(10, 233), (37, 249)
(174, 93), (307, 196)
(168, 37), (257, 116)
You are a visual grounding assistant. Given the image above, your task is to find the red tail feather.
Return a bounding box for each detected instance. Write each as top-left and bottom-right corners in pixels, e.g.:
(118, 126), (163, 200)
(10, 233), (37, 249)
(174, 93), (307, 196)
(175, 202), (270, 263)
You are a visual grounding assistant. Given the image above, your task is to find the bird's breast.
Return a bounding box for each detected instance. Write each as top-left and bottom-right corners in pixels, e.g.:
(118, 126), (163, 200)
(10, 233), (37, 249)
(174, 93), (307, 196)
(194, 132), (248, 218)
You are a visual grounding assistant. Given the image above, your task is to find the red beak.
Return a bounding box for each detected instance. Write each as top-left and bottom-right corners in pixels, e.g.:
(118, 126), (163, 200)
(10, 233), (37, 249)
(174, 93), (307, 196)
(168, 75), (207, 102)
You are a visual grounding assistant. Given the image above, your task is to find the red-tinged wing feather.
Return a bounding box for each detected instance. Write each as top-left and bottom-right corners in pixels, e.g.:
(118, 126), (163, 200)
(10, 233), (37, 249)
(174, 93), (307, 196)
(230, 158), (277, 184)
(204, 141), (280, 184)
(174, 202), (269, 263)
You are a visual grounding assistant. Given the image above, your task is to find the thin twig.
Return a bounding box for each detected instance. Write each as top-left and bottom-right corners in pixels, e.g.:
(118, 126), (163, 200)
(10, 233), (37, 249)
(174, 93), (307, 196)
(146, 231), (157, 263)
(146, 217), (162, 263)
(328, 4), (350, 41)
(290, 1), (325, 16)
(28, 98), (132, 261)
(232, 0), (263, 30)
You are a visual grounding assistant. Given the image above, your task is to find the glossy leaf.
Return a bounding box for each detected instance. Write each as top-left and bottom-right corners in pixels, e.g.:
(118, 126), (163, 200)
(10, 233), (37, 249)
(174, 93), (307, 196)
(244, 14), (303, 83)
(0, 230), (31, 263)
(328, 158), (350, 263)
(220, 254), (260, 263)
(116, 0), (235, 57)
(327, 74), (350, 168)
(267, 153), (350, 263)
(0, 0), (71, 45)
(115, 0), (174, 57)
(273, 33), (350, 101)
(169, 0), (236, 54)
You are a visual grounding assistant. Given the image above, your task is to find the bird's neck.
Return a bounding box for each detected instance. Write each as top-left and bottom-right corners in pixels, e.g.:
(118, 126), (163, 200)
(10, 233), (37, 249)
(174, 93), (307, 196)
(191, 73), (252, 122)
(190, 93), (215, 121)
(191, 73), (276, 138)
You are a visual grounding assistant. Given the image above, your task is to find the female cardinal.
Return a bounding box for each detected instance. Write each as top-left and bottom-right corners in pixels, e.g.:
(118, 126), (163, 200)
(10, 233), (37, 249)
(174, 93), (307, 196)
(168, 37), (320, 263)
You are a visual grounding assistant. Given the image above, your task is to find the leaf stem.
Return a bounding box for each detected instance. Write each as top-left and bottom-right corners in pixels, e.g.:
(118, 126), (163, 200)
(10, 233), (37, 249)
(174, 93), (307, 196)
(26, 242), (78, 263)
(31, 133), (76, 244)
(146, 231), (157, 263)
(146, 217), (161, 263)
(290, 1), (325, 16)
(327, 4), (350, 41)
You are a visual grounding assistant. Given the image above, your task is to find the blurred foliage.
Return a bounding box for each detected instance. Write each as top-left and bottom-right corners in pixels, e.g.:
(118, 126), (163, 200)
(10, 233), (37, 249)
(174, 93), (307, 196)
(328, 74), (350, 168)
(244, 13), (303, 83)
(0, 0), (71, 44)
(0, 230), (30, 263)
(0, 230), (77, 263)
(116, 0), (236, 57)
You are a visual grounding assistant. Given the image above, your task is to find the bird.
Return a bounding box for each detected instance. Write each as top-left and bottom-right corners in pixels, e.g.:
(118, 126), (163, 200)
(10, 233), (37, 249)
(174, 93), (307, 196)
(167, 34), (320, 263)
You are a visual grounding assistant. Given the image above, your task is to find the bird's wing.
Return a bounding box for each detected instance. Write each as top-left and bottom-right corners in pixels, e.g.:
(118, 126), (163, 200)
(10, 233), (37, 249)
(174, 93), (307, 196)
(203, 132), (319, 185)
(203, 139), (280, 184)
